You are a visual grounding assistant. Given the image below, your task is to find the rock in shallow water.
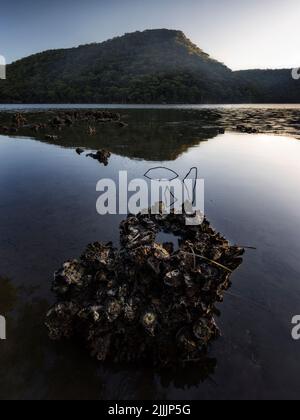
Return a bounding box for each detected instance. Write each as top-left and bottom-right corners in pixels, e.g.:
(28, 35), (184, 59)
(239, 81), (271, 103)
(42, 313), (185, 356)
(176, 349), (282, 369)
(45, 210), (244, 366)
(86, 149), (111, 166)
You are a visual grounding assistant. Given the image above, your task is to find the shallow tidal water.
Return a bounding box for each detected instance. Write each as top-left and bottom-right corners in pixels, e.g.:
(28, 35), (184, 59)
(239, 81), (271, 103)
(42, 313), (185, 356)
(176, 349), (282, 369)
(0, 107), (300, 400)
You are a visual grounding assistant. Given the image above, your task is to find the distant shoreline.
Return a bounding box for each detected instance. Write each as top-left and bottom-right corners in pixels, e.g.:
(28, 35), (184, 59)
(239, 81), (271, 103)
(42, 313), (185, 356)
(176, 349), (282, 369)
(1, 105), (300, 144)
(1, 103), (300, 111)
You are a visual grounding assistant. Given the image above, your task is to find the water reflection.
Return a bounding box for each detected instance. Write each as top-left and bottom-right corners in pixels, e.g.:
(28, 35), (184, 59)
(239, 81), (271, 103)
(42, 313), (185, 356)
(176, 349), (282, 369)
(0, 273), (218, 400)
(0, 111), (300, 399)
(0, 109), (223, 161)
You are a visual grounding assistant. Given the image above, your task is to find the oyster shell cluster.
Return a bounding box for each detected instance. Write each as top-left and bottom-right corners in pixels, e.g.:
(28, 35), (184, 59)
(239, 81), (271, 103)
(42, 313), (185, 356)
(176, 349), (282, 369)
(45, 210), (244, 366)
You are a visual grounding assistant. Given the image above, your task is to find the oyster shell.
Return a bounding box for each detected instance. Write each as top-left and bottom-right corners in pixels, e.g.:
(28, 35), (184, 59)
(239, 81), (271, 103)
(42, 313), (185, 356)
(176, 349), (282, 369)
(46, 207), (245, 366)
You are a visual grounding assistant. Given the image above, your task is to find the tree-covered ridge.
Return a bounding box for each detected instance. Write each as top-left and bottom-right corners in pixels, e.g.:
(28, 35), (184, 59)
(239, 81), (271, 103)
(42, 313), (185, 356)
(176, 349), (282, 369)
(0, 29), (299, 104)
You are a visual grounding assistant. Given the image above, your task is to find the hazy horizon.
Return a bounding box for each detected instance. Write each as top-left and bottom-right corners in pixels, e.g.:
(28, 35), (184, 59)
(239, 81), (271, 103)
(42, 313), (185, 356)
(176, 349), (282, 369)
(1, 0), (299, 70)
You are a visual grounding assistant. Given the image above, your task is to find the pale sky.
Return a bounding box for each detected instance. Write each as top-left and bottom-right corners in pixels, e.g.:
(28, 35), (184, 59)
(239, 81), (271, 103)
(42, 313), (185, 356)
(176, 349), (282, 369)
(0, 0), (299, 70)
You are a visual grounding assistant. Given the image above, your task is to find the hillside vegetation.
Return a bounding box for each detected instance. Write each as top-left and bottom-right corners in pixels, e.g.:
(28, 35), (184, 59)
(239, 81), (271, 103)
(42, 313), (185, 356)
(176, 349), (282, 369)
(0, 29), (299, 104)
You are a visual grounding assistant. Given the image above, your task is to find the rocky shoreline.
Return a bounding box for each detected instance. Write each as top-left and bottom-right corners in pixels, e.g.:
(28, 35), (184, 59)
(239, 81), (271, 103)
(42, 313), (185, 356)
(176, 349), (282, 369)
(0, 108), (300, 143)
(219, 107), (300, 140)
(0, 109), (128, 139)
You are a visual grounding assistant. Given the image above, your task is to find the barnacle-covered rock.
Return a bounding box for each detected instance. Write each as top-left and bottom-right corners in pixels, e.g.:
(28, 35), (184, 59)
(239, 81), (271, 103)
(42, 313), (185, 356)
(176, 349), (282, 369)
(124, 300), (137, 322)
(78, 305), (102, 323)
(81, 242), (116, 271)
(46, 208), (245, 366)
(141, 311), (157, 336)
(53, 260), (85, 295)
(193, 318), (219, 345)
(106, 299), (122, 322)
(164, 270), (182, 288)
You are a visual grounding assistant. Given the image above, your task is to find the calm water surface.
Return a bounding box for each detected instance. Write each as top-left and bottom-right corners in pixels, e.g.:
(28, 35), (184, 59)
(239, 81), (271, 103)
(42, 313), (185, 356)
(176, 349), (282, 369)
(0, 108), (300, 400)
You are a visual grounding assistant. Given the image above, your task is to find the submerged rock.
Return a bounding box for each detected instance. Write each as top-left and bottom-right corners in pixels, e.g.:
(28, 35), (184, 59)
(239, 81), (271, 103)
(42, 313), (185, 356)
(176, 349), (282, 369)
(236, 125), (259, 134)
(76, 148), (84, 155)
(45, 209), (244, 366)
(86, 149), (111, 166)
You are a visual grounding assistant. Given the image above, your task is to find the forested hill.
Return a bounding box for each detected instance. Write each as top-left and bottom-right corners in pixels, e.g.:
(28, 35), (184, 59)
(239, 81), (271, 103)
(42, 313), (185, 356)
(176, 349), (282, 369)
(236, 69), (300, 103)
(0, 29), (299, 104)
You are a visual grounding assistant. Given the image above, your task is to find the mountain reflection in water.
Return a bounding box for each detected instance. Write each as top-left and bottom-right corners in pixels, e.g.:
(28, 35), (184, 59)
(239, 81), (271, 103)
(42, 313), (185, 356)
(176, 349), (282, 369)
(0, 107), (300, 400)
